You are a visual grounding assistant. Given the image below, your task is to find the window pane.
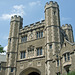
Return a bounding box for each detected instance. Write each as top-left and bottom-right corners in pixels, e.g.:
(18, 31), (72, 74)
(41, 31), (43, 37)
(21, 37), (23, 42)
(57, 60), (59, 66)
(37, 32), (38, 39)
(24, 52), (25, 58)
(23, 37), (24, 42)
(67, 53), (70, 60)
(21, 36), (27, 43)
(64, 54), (66, 62)
(40, 48), (42, 55)
(25, 36), (27, 42)
(37, 48), (39, 56)
(8, 54), (10, 58)
(56, 55), (58, 58)
(11, 68), (14, 72)
(39, 32), (40, 38)
(20, 51), (26, 59)
(21, 52), (22, 59)
(50, 45), (52, 49)
(54, 11), (56, 15)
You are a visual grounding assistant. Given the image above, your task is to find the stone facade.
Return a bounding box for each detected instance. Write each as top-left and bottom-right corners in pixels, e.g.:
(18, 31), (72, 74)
(0, 1), (75, 75)
(0, 55), (6, 75)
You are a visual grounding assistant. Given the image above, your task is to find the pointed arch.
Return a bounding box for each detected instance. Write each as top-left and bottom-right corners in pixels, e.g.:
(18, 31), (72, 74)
(19, 67), (41, 75)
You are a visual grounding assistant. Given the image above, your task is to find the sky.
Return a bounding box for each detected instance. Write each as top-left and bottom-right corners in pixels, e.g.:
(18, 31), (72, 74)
(0, 0), (75, 53)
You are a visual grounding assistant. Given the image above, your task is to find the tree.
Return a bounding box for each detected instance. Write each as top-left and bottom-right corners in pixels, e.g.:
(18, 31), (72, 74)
(63, 71), (75, 75)
(0, 45), (5, 53)
(68, 71), (75, 75)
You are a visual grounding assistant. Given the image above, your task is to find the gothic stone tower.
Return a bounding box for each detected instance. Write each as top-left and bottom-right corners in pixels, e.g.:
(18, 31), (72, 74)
(62, 24), (74, 43)
(45, 1), (61, 75)
(6, 15), (23, 75)
(4, 1), (75, 75)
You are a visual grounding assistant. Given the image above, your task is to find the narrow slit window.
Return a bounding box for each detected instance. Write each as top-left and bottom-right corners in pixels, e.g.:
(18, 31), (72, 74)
(67, 53), (70, 60)
(54, 11), (56, 15)
(8, 54), (10, 58)
(57, 60), (59, 67)
(49, 44), (52, 49)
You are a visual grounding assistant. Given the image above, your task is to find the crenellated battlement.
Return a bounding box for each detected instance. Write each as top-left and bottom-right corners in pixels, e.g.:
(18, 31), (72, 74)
(11, 15), (23, 23)
(24, 20), (45, 29)
(45, 1), (59, 10)
(62, 24), (72, 30)
(20, 20), (45, 32)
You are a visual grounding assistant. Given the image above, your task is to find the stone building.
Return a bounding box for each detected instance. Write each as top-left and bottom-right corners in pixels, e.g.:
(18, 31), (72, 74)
(0, 54), (6, 75)
(0, 1), (75, 75)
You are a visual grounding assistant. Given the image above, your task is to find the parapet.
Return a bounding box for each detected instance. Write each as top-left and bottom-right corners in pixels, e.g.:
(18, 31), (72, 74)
(45, 1), (59, 10)
(35, 21), (40, 25)
(61, 24), (72, 30)
(22, 20), (45, 30)
(11, 15), (23, 23)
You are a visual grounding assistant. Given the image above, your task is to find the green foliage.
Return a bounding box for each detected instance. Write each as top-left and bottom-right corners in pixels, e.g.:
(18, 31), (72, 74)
(62, 71), (75, 75)
(0, 45), (5, 53)
(68, 71), (75, 75)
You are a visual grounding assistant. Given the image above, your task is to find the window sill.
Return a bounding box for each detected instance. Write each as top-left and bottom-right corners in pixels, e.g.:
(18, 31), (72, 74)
(63, 61), (72, 68)
(18, 55), (45, 62)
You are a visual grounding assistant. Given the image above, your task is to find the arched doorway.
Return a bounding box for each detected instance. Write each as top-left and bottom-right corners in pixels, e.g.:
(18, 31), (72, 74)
(28, 72), (40, 75)
(19, 67), (41, 75)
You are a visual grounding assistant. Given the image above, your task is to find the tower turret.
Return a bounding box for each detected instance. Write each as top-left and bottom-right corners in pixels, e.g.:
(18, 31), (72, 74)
(6, 15), (23, 75)
(45, 1), (61, 75)
(45, 1), (60, 26)
(62, 24), (74, 43)
(45, 1), (61, 56)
